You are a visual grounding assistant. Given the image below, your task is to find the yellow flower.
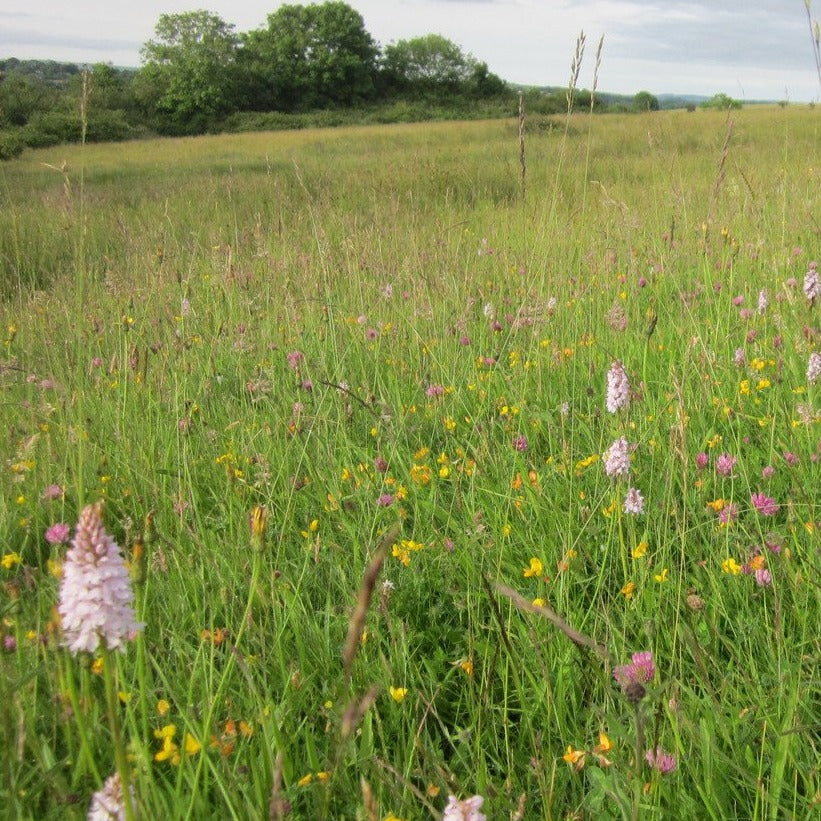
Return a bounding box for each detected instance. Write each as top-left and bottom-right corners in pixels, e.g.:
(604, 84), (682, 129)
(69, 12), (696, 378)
(722, 558), (742, 575)
(594, 732), (614, 754)
(297, 773), (314, 787)
(563, 745), (586, 769)
(157, 699), (171, 717)
(621, 581), (636, 599)
(631, 541), (648, 559)
(383, 814), (405, 821)
(389, 686), (408, 703)
(1, 553), (22, 570)
(532, 597), (546, 607)
(184, 733), (202, 756)
(523, 557), (543, 578)
(706, 498), (725, 512)
(654, 568), (669, 583)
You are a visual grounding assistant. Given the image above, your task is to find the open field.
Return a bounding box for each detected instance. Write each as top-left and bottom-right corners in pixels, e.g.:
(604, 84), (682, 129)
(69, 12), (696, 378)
(1, 106), (820, 819)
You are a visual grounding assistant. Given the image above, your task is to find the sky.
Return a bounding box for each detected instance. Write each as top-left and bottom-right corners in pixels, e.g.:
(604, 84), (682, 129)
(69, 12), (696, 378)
(2, 0), (821, 101)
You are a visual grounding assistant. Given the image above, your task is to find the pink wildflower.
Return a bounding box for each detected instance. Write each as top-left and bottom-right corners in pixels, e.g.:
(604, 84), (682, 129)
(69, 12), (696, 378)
(57, 503), (142, 655)
(754, 567), (772, 586)
(614, 651), (655, 688)
(757, 289), (768, 314)
(623, 487), (644, 515)
(808, 352), (821, 384)
(606, 360), (630, 413)
(761, 465), (775, 479)
(442, 794), (486, 821)
(45, 522), (71, 545)
(286, 350), (304, 371)
(426, 384), (445, 398)
(715, 453), (737, 477)
(695, 452), (709, 470)
(40, 484), (64, 502)
(733, 348), (746, 367)
(603, 437), (631, 478)
(88, 771), (132, 821)
(645, 747), (677, 775)
(512, 434), (528, 452)
(751, 493), (779, 516)
(376, 494), (394, 507)
(718, 503), (738, 524)
(804, 261), (820, 303)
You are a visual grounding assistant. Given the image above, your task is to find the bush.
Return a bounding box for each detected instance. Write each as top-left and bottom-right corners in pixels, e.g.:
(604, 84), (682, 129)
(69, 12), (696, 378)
(0, 130), (25, 160)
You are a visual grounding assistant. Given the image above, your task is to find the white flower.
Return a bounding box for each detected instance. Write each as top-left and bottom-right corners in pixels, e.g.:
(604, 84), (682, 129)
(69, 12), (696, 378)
(442, 794), (486, 821)
(88, 772), (130, 821)
(624, 487), (645, 515)
(808, 352), (821, 385)
(58, 503), (142, 655)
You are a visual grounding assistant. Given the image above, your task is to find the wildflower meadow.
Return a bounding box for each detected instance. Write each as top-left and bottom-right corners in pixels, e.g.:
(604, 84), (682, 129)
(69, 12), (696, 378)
(0, 103), (819, 819)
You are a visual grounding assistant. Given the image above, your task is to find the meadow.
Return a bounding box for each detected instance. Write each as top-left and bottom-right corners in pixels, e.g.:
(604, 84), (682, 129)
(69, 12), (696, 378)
(0, 104), (819, 819)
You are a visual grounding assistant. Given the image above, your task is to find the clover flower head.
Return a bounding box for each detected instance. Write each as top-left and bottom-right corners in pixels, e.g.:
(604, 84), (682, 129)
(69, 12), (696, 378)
(442, 794), (486, 821)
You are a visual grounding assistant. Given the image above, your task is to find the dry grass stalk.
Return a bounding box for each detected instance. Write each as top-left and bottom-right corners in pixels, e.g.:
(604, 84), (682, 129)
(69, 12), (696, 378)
(268, 751), (288, 821)
(340, 685), (379, 741)
(495, 582), (608, 658)
(518, 91), (526, 200)
(708, 115), (734, 223)
(566, 30), (586, 113)
(342, 521), (401, 677)
(590, 35), (605, 112)
(360, 777), (379, 821)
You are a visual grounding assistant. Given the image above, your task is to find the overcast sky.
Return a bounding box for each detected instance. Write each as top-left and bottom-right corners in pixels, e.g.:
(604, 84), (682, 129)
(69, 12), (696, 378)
(2, 0), (820, 101)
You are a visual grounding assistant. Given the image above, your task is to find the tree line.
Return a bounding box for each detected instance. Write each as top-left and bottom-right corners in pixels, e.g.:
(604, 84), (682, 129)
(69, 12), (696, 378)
(1, 1), (670, 158)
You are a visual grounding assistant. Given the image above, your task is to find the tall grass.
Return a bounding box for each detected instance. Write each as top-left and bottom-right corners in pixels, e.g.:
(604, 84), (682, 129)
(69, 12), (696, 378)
(0, 105), (819, 819)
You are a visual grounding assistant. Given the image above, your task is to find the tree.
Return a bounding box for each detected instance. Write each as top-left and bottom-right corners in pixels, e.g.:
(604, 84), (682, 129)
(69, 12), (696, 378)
(137, 11), (240, 132)
(633, 90), (659, 111)
(240, 2), (378, 111)
(382, 34), (477, 95)
(700, 93), (742, 110)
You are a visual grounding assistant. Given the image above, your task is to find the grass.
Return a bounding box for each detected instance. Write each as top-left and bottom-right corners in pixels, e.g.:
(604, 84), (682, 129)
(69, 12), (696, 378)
(0, 105), (819, 820)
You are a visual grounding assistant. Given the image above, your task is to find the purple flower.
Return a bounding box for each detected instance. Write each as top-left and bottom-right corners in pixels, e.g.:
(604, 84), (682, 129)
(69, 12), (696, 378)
(45, 522), (71, 545)
(366, 327), (378, 341)
(733, 348), (746, 368)
(782, 451), (798, 466)
(757, 289), (768, 314)
(603, 437), (631, 478)
(442, 794), (486, 821)
(606, 360), (630, 413)
(376, 493), (394, 507)
(426, 384), (445, 398)
(3, 635), (16, 652)
(57, 503), (142, 655)
(623, 487), (645, 515)
(732, 295), (744, 306)
(512, 434), (528, 453)
(751, 492), (779, 516)
(715, 453), (737, 477)
(695, 452), (709, 470)
(373, 456), (389, 473)
(645, 746), (677, 775)
(761, 465), (775, 479)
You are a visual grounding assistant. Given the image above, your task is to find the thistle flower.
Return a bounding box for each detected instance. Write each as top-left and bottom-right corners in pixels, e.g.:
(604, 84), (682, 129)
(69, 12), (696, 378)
(614, 651), (655, 702)
(606, 360), (630, 413)
(58, 503), (142, 655)
(603, 437), (631, 478)
(442, 794), (486, 821)
(88, 771), (132, 821)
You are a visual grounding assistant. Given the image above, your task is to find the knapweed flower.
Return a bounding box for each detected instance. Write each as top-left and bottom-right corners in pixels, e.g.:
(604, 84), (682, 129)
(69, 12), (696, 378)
(614, 651), (654, 702)
(606, 360), (630, 413)
(715, 453), (737, 476)
(442, 794), (486, 821)
(45, 522), (71, 545)
(512, 434), (528, 452)
(88, 771), (132, 821)
(376, 493), (394, 507)
(645, 746), (677, 775)
(623, 487), (644, 515)
(808, 352), (821, 384)
(751, 492), (779, 516)
(803, 261), (820, 304)
(57, 503), (142, 655)
(603, 437), (631, 478)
